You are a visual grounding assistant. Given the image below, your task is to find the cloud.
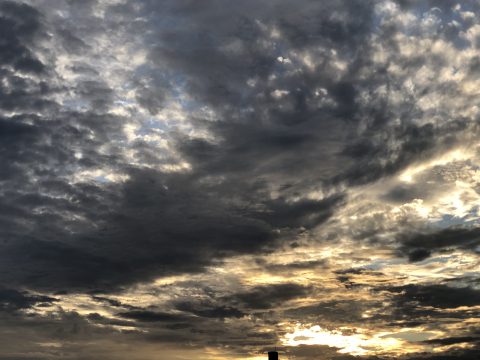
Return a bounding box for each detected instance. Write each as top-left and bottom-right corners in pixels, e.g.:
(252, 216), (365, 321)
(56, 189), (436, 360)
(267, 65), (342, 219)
(225, 283), (312, 310)
(391, 284), (480, 308)
(117, 310), (191, 323)
(0, 288), (56, 312)
(399, 227), (480, 261)
(382, 283), (480, 325)
(0, 1), (45, 73)
(174, 301), (245, 319)
(284, 345), (358, 360)
(423, 336), (480, 346)
(1, 0), (480, 358)
(284, 299), (378, 324)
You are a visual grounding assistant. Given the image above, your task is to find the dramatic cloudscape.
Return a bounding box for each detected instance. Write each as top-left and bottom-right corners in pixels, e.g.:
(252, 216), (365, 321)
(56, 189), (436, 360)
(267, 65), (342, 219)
(1, 0), (480, 359)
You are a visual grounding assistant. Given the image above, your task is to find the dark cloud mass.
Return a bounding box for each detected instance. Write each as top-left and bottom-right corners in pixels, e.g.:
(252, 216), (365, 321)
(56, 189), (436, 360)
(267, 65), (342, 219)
(1, 0), (480, 359)
(225, 283), (312, 310)
(0, 288), (56, 312)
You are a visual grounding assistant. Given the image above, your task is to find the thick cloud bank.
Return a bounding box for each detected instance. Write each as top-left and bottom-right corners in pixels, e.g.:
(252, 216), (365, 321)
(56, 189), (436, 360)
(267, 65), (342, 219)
(1, 0), (480, 359)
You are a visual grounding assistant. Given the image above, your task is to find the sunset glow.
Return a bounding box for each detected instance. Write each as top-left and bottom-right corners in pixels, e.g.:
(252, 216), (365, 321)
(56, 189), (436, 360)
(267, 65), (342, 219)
(1, 0), (480, 359)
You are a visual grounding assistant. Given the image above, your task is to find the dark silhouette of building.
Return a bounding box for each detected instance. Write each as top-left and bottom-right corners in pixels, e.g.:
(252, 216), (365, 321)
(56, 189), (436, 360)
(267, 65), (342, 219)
(268, 351), (278, 360)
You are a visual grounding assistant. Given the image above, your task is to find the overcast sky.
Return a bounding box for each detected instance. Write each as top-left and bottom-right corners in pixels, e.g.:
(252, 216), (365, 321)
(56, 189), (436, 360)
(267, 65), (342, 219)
(1, 0), (480, 359)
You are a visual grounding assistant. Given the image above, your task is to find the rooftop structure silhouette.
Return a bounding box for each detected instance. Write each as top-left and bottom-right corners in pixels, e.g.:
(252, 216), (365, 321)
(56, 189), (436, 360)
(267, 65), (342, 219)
(268, 351), (278, 360)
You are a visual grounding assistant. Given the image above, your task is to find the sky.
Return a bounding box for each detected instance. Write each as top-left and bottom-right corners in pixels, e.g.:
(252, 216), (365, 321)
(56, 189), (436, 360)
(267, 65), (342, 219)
(1, 0), (480, 359)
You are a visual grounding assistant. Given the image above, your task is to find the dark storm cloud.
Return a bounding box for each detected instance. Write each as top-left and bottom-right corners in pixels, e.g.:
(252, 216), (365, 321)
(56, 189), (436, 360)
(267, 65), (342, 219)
(423, 336), (480, 346)
(175, 301), (245, 319)
(129, 0), (379, 186)
(2, 159), (335, 292)
(169, 281), (317, 320)
(118, 0), (476, 200)
(261, 194), (345, 229)
(92, 295), (139, 310)
(380, 283), (480, 325)
(0, 1), (45, 73)
(332, 268), (386, 289)
(224, 283), (312, 310)
(382, 184), (432, 204)
(0, 288), (56, 312)
(0, 0), (127, 291)
(407, 248), (432, 262)
(284, 299), (379, 324)
(86, 312), (135, 327)
(118, 310), (191, 323)
(399, 227), (480, 262)
(0, 0), (349, 292)
(3, 0), (480, 358)
(386, 283), (480, 309)
(57, 29), (89, 54)
(133, 75), (169, 116)
(400, 349), (480, 360)
(0, 309), (154, 360)
(0, 0), (472, 294)
(28, 0), (377, 293)
(263, 259), (329, 273)
(74, 80), (114, 111)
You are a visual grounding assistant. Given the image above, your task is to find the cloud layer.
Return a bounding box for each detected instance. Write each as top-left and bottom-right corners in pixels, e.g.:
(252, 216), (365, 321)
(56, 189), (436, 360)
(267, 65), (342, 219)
(1, 0), (480, 359)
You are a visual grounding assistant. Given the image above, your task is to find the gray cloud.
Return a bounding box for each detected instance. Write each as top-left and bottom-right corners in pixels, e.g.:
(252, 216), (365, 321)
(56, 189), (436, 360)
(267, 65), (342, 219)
(224, 283), (312, 310)
(0, 288), (56, 312)
(2, 0), (480, 358)
(398, 227), (480, 261)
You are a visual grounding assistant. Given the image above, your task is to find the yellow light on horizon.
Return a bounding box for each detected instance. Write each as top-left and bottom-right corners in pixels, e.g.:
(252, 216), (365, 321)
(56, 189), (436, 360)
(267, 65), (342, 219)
(281, 324), (431, 356)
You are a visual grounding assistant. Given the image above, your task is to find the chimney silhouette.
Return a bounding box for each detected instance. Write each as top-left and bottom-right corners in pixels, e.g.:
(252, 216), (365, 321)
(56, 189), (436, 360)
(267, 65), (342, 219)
(268, 351), (278, 360)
